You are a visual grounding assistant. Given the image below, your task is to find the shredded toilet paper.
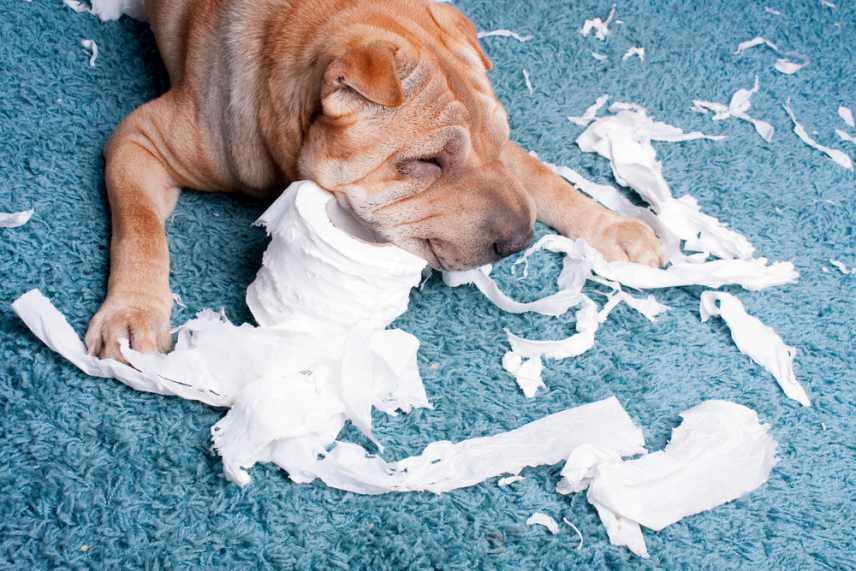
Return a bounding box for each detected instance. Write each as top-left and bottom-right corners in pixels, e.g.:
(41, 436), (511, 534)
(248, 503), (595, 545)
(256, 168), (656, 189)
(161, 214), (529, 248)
(734, 36), (809, 75)
(80, 39), (98, 66)
(622, 47), (645, 62)
(839, 106), (855, 128)
(558, 400), (778, 558)
(498, 475), (525, 487)
(476, 29), (532, 42)
(692, 76), (775, 142)
(568, 94), (609, 126)
(527, 513), (560, 534)
(0, 209), (33, 228)
(836, 129), (856, 145)
(783, 99), (853, 170)
(580, 5), (617, 40)
(700, 291), (810, 406)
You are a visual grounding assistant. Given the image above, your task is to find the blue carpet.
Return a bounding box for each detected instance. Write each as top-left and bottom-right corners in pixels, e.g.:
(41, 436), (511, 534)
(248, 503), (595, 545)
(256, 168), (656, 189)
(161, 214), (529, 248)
(1, 0), (854, 568)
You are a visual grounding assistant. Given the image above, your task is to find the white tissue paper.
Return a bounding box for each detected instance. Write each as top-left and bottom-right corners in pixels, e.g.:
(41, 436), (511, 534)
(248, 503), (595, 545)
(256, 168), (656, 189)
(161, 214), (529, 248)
(580, 5), (616, 40)
(839, 106), (855, 128)
(783, 99), (853, 170)
(700, 291), (810, 406)
(622, 47), (645, 62)
(80, 39), (98, 66)
(476, 29), (532, 42)
(0, 209), (33, 228)
(527, 513), (560, 534)
(13, 182), (650, 494)
(498, 475), (525, 487)
(836, 129), (856, 145)
(734, 36), (809, 75)
(829, 259), (851, 274)
(692, 76), (775, 142)
(558, 400), (778, 558)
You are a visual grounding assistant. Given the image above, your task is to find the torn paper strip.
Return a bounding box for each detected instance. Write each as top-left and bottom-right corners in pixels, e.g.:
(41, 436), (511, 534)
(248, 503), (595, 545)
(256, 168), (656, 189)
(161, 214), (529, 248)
(522, 68), (534, 96)
(783, 99), (853, 170)
(829, 259), (850, 274)
(63, 0), (91, 14)
(622, 47), (645, 62)
(692, 76), (774, 142)
(476, 29), (532, 42)
(561, 400), (777, 558)
(527, 513), (560, 534)
(580, 5), (616, 40)
(80, 39), (98, 66)
(563, 518), (585, 550)
(0, 209), (33, 228)
(836, 129), (856, 145)
(839, 106), (855, 128)
(764, 7), (783, 15)
(89, 0), (147, 21)
(284, 396), (646, 494)
(568, 95), (609, 126)
(591, 51), (608, 61)
(734, 36), (809, 74)
(700, 291), (809, 406)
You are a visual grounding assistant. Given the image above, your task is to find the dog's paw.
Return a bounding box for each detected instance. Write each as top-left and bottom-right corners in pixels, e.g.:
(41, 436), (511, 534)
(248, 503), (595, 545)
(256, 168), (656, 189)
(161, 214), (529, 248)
(85, 294), (172, 362)
(591, 218), (663, 267)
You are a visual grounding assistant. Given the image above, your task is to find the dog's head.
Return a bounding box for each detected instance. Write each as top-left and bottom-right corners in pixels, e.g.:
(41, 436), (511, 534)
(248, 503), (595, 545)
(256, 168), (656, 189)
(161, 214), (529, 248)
(298, 3), (534, 270)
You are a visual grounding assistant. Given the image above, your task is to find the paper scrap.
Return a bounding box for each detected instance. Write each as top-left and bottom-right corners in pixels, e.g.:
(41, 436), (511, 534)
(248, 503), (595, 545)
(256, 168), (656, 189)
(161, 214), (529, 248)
(563, 517), (584, 550)
(622, 47), (645, 62)
(591, 51), (608, 61)
(820, 0), (836, 8)
(734, 36), (809, 74)
(502, 352), (545, 397)
(498, 475), (525, 487)
(286, 396), (646, 495)
(692, 76), (775, 142)
(63, 0), (91, 13)
(839, 106), (855, 128)
(580, 5), (616, 40)
(568, 94), (609, 126)
(522, 68), (534, 96)
(836, 129), (856, 145)
(700, 291), (810, 406)
(527, 513), (560, 534)
(764, 7), (783, 15)
(783, 99), (853, 170)
(477, 29), (532, 42)
(0, 209), (33, 228)
(829, 259), (850, 274)
(81, 39), (98, 66)
(560, 400), (778, 558)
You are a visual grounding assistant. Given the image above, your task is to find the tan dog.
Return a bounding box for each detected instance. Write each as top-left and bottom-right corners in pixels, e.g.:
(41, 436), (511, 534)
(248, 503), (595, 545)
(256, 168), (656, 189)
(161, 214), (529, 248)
(85, 0), (662, 361)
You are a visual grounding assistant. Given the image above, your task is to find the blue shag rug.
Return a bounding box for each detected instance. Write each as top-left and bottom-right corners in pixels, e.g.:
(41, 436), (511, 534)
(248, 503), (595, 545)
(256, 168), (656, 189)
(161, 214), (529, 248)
(1, 0), (854, 568)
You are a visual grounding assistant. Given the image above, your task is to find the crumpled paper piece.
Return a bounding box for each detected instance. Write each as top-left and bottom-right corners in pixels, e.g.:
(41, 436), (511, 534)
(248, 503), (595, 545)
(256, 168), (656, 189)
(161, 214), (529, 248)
(527, 513), (560, 534)
(839, 106), (855, 128)
(580, 5), (616, 40)
(558, 400), (778, 558)
(622, 47), (645, 62)
(692, 76), (775, 142)
(734, 36), (810, 74)
(700, 291), (810, 406)
(568, 94), (609, 127)
(64, 0), (147, 21)
(783, 99), (853, 170)
(80, 39), (98, 66)
(0, 209), (33, 228)
(501, 352), (544, 397)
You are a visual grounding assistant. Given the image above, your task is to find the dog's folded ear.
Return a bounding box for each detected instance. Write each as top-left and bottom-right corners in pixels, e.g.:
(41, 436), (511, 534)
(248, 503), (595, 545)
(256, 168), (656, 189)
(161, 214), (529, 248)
(323, 41), (405, 114)
(427, 3), (492, 71)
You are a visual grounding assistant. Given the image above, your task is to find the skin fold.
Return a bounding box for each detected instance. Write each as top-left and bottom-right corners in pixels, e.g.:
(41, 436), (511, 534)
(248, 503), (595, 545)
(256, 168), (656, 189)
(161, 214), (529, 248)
(85, 0), (663, 361)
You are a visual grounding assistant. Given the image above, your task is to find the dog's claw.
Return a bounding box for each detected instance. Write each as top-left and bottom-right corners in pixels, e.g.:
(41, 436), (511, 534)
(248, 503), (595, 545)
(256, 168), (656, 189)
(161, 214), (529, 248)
(592, 219), (664, 268)
(85, 295), (172, 362)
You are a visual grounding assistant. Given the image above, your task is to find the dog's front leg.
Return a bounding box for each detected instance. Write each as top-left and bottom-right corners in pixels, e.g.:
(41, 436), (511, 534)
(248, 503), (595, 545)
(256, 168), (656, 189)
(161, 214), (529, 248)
(501, 142), (663, 267)
(85, 97), (182, 361)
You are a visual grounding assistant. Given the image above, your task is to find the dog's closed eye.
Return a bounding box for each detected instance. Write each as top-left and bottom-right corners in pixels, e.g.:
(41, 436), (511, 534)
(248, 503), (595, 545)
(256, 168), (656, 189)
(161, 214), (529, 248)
(399, 157), (444, 179)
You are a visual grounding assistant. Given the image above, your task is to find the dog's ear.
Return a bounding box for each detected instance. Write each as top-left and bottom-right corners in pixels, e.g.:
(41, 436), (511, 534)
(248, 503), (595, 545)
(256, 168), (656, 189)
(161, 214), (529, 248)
(428, 3), (492, 71)
(323, 41), (405, 114)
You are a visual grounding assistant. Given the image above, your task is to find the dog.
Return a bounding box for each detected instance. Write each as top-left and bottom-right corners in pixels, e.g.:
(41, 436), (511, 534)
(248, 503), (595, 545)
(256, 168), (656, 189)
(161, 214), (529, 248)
(85, 0), (662, 361)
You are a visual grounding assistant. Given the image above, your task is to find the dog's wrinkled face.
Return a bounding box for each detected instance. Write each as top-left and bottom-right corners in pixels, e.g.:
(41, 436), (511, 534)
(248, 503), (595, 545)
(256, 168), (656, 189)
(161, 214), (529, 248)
(298, 4), (534, 270)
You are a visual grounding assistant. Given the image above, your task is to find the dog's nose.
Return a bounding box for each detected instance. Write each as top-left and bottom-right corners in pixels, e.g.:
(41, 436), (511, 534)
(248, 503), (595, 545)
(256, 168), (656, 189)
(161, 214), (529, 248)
(493, 228), (534, 258)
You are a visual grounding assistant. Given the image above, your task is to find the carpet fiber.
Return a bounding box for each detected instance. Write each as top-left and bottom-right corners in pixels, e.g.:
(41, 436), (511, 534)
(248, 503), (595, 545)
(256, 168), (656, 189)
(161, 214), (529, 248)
(1, 0), (854, 568)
